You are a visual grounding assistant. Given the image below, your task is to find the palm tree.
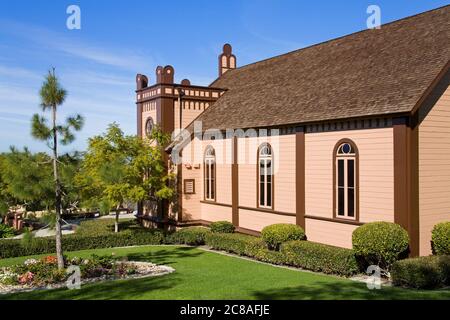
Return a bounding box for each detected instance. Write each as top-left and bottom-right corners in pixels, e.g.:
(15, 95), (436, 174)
(31, 69), (84, 269)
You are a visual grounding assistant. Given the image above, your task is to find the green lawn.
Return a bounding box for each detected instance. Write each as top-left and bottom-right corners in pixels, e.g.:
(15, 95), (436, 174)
(0, 245), (448, 300)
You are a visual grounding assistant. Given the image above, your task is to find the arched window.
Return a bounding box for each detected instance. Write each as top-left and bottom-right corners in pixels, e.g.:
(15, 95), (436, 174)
(258, 144), (273, 209)
(145, 117), (154, 137)
(334, 140), (358, 220)
(221, 55), (228, 68)
(204, 146), (216, 201)
(230, 56), (236, 68)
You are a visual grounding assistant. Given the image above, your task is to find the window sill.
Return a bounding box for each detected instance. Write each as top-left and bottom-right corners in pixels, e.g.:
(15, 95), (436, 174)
(200, 200), (232, 207)
(304, 215), (364, 226)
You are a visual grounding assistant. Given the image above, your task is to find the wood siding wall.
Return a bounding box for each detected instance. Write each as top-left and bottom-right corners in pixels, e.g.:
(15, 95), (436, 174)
(174, 100), (206, 129)
(304, 128), (394, 247)
(179, 137), (202, 221)
(239, 209), (295, 232)
(305, 129), (394, 222)
(305, 219), (357, 248)
(237, 135), (296, 213)
(418, 83), (450, 256)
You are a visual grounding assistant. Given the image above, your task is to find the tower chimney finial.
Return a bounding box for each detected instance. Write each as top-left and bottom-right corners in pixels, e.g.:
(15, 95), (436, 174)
(218, 43), (236, 77)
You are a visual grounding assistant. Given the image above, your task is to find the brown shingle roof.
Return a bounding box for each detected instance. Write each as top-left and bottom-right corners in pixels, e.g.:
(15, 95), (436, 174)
(196, 6), (450, 131)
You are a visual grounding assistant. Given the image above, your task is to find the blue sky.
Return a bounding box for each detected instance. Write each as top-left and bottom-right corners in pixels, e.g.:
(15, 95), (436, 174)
(0, 0), (448, 153)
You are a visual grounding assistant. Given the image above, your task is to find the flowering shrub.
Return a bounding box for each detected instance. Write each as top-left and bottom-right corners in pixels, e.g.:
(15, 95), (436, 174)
(18, 272), (34, 285)
(0, 269), (18, 286)
(0, 254), (139, 288)
(24, 259), (39, 266)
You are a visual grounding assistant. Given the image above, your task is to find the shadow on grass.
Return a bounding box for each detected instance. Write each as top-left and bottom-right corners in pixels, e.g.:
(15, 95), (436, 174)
(1, 272), (179, 300)
(0, 246), (208, 300)
(251, 280), (450, 300)
(125, 246), (205, 266)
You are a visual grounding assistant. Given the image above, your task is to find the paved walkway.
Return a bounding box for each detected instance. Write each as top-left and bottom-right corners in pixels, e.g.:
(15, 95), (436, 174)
(11, 213), (137, 239)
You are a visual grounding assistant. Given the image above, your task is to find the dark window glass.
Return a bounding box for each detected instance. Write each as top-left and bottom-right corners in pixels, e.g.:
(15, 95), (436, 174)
(260, 161), (265, 182)
(338, 188), (344, 216)
(348, 188), (354, 217)
(348, 160), (354, 188)
(267, 183), (272, 207)
(343, 143), (351, 154)
(338, 160), (344, 187)
(260, 182), (264, 205)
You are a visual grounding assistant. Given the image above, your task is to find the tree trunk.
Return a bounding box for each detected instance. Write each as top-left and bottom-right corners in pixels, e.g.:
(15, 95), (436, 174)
(52, 105), (64, 270)
(115, 204), (121, 233)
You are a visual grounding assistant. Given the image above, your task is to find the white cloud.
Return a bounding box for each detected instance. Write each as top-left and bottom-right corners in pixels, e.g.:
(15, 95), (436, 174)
(63, 70), (132, 87)
(0, 65), (41, 80)
(0, 83), (39, 106)
(0, 20), (153, 71)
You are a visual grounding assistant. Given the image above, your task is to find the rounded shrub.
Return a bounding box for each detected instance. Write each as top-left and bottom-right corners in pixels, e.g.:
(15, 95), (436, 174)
(352, 221), (409, 270)
(261, 224), (305, 251)
(391, 255), (450, 289)
(431, 222), (450, 255)
(210, 221), (235, 234)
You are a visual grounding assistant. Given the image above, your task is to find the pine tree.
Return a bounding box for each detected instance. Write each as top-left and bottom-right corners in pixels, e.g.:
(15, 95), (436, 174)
(31, 69), (84, 269)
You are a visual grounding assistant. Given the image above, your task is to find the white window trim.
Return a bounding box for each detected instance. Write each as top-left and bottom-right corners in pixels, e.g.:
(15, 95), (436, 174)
(204, 147), (215, 201)
(259, 145), (273, 209)
(335, 144), (357, 220)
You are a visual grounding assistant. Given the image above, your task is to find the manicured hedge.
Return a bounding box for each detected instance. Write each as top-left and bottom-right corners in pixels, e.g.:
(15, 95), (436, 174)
(165, 227), (211, 245)
(75, 219), (139, 236)
(204, 232), (357, 276)
(210, 221), (235, 234)
(205, 232), (266, 257)
(352, 222), (409, 270)
(261, 224), (305, 250)
(391, 255), (450, 289)
(0, 229), (165, 259)
(281, 241), (359, 276)
(432, 222), (450, 255)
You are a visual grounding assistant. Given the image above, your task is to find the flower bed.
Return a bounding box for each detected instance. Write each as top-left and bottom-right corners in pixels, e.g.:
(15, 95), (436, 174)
(0, 254), (174, 294)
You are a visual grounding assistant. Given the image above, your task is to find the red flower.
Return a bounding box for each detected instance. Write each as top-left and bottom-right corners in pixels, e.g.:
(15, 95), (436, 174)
(42, 256), (58, 264)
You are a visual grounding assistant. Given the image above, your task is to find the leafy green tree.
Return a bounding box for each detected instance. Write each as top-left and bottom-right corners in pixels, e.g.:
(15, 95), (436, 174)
(31, 69), (84, 269)
(0, 149), (82, 214)
(1, 148), (54, 212)
(76, 123), (174, 232)
(0, 154), (13, 220)
(58, 152), (83, 214)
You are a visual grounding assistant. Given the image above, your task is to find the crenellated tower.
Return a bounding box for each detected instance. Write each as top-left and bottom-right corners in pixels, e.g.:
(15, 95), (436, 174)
(136, 45), (237, 139)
